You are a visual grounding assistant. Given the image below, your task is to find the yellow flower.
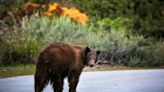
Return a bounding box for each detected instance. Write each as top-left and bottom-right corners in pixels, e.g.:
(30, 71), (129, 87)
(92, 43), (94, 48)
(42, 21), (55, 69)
(44, 12), (53, 17)
(61, 7), (69, 15)
(24, 2), (40, 10)
(45, 3), (89, 24)
(47, 3), (59, 13)
(61, 8), (89, 25)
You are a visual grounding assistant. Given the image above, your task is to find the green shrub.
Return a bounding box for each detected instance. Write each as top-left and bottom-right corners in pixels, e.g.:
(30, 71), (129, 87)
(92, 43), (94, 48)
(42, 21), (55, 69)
(0, 16), (135, 66)
(0, 16), (94, 66)
(0, 30), (43, 66)
(97, 17), (132, 31)
(128, 40), (164, 67)
(72, 0), (164, 39)
(1, 16), (163, 67)
(128, 58), (141, 67)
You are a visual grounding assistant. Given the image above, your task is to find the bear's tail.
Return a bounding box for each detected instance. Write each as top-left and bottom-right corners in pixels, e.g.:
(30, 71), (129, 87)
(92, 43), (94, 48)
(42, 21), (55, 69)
(34, 54), (49, 92)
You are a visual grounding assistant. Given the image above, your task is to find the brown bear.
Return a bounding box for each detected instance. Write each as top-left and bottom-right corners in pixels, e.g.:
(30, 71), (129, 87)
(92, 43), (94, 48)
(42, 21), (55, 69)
(34, 42), (100, 92)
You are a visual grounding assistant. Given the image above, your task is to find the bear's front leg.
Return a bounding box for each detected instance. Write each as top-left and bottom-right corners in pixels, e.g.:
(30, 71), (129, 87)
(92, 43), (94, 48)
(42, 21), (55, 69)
(68, 70), (81, 92)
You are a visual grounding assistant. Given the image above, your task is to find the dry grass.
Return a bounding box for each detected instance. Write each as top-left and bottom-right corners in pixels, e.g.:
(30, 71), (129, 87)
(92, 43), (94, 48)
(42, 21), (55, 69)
(0, 64), (35, 78)
(0, 64), (164, 78)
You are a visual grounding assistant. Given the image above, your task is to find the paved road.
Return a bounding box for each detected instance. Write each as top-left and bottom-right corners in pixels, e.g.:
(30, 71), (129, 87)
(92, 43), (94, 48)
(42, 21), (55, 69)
(0, 69), (164, 92)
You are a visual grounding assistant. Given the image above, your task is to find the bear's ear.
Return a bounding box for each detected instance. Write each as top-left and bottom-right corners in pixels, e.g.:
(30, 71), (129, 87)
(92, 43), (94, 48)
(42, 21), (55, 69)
(96, 51), (101, 55)
(85, 47), (91, 54)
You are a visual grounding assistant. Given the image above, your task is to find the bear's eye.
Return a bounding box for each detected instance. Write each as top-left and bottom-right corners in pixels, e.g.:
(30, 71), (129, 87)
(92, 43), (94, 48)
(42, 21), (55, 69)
(90, 54), (97, 60)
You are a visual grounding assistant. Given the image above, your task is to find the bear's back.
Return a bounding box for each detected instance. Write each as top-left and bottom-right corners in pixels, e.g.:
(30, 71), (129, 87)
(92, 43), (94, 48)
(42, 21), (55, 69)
(41, 42), (76, 63)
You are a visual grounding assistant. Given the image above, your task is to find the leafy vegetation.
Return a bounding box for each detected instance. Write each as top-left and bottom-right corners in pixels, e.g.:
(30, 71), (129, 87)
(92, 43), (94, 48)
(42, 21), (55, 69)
(0, 1), (164, 68)
(0, 16), (164, 67)
(72, 0), (164, 38)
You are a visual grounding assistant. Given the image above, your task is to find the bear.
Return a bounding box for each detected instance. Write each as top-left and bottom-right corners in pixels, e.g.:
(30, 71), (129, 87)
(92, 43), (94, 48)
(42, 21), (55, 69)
(34, 42), (100, 92)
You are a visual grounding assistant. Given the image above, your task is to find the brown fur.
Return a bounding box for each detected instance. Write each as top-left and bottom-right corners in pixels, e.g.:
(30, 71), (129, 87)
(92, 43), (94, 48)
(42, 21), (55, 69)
(34, 42), (100, 92)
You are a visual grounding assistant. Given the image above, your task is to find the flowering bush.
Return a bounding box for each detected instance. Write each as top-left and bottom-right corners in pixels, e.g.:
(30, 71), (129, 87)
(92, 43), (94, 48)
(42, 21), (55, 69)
(45, 2), (89, 25)
(0, 2), (89, 25)
(23, 2), (89, 25)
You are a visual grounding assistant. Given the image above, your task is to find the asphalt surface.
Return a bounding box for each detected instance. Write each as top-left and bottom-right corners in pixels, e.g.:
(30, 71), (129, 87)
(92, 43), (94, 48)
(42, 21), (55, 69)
(0, 69), (164, 92)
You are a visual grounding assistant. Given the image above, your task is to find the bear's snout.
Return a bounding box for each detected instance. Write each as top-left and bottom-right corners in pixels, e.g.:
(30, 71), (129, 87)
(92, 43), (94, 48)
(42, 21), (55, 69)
(89, 59), (96, 67)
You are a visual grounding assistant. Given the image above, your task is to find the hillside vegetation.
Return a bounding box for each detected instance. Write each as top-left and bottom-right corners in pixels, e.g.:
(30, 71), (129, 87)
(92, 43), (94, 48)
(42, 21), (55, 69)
(0, 0), (164, 67)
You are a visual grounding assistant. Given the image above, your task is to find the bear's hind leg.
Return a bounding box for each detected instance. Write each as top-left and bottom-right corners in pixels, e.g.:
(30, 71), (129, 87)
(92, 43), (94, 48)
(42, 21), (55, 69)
(35, 66), (49, 92)
(52, 76), (64, 92)
(68, 71), (81, 92)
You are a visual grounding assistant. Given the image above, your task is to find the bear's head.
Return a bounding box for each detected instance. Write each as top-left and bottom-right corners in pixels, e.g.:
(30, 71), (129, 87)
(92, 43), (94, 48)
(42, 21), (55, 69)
(84, 47), (101, 67)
